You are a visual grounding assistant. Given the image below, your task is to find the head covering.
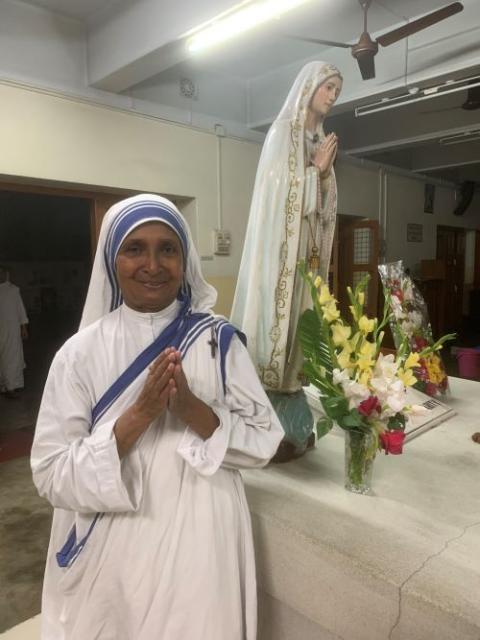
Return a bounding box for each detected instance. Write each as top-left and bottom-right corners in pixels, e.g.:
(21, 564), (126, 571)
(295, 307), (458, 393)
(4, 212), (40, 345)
(231, 61), (342, 391)
(276, 61), (342, 127)
(80, 194), (217, 329)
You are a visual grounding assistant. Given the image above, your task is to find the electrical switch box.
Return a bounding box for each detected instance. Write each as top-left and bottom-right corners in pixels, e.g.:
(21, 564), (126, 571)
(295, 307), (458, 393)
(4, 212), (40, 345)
(213, 229), (231, 255)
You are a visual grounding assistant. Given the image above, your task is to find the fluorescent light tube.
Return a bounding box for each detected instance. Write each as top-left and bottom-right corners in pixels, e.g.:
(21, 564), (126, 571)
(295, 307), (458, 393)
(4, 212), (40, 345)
(187, 0), (313, 53)
(355, 76), (480, 117)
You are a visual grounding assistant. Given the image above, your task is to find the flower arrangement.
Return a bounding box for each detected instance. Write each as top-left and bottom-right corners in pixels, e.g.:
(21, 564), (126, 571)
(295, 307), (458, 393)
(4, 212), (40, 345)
(378, 261), (450, 397)
(297, 262), (454, 493)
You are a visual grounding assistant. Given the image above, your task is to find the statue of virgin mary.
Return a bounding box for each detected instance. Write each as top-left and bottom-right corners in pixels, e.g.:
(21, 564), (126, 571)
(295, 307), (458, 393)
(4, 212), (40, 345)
(231, 61), (343, 454)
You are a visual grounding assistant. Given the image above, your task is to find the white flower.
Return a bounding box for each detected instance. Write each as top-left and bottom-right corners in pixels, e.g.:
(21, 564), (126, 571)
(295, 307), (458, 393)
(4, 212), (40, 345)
(373, 353), (399, 381)
(403, 281), (414, 301)
(333, 368), (350, 385)
(408, 403), (429, 416)
(341, 379), (370, 410)
(400, 319), (415, 336)
(384, 379), (407, 414)
(409, 310), (423, 330)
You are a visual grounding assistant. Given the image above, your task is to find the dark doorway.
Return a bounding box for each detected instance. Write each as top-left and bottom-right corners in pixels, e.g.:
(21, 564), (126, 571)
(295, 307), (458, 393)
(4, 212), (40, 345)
(0, 190), (92, 403)
(436, 225), (466, 333)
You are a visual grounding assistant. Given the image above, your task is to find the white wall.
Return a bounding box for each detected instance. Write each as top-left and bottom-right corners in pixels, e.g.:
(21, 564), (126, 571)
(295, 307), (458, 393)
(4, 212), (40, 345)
(334, 159), (480, 275)
(336, 160), (380, 219)
(0, 0), (87, 91)
(0, 82), (261, 286)
(384, 174), (480, 274)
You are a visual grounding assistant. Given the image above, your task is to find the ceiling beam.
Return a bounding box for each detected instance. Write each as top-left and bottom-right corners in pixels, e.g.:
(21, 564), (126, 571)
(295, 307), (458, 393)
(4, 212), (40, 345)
(411, 140), (480, 172)
(87, 0), (239, 92)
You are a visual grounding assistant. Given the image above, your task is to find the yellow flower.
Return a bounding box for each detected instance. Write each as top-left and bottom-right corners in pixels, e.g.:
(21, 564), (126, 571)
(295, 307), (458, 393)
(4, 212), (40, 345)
(318, 284), (334, 305)
(358, 292), (365, 306)
(357, 352), (375, 371)
(358, 315), (375, 334)
(404, 352), (420, 369)
(337, 347), (354, 370)
(348, 331), (362, 352)
(398, 367), (417, 386)
(323, 300), (340, 323)
(360, 340), (376, 358)
(359, 369), (372, 386)
(331, 323), (352, 347)
(314, 275), (322, 289)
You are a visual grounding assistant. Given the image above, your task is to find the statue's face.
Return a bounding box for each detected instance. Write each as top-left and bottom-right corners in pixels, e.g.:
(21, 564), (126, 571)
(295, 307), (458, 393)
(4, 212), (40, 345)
(310, 75), (342, 117)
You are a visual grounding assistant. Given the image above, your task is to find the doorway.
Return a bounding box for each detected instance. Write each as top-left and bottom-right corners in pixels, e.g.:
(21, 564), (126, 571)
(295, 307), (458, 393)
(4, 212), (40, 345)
(0, 183), (129, 406)
(436, 225), (466, 333)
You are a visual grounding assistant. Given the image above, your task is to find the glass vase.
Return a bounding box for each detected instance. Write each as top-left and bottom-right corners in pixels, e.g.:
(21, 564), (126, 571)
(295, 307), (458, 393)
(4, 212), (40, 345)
(344, 429), (377, 495)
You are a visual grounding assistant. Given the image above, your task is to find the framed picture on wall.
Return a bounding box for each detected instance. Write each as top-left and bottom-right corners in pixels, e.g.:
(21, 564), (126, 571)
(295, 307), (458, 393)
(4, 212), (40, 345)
(424, 183), (435, 214)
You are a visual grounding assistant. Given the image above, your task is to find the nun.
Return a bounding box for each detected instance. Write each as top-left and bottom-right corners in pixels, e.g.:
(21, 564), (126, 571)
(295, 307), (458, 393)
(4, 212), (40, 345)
(31, 194), (283, 640)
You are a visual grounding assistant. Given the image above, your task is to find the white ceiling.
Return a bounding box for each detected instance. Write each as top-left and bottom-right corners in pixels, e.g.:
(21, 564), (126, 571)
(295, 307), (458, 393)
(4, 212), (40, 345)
(19, 0), (126, 22)
(5, 0), (480, 183)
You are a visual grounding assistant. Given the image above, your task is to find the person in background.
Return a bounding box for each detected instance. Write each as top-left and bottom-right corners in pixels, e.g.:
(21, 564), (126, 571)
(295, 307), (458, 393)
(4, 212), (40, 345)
(31, 194), (283, 640)
(231, 61), (343, 458)
(0, 264), (29, 399)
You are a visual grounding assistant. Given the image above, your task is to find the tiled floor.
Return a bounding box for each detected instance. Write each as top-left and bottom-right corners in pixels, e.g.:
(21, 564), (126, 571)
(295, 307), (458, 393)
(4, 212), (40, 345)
(0, 312), (78, 633)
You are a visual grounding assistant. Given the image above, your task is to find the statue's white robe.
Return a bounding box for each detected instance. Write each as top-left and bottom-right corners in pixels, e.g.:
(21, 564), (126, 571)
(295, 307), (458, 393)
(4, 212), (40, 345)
(0, 281), (28, 391)
(31, 300), (283, 640)
(230, 62), (339, 393)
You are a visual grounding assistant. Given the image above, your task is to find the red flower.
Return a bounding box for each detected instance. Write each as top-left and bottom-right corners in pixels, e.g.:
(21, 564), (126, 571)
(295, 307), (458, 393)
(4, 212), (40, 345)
(358, 396), (381, 417)
(380, 430), (405, 455)
(425, 382), (437, 397)
(414, 337), (428, 350)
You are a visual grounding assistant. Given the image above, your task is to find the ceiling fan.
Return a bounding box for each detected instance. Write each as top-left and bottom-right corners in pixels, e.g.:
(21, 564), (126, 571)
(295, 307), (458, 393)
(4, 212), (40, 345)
(293, 1), (464, 80)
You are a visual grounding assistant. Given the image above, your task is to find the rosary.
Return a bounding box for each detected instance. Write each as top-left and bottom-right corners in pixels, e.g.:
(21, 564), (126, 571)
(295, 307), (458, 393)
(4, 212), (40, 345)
(306, 168), (323, 272)
(307, 217), (321, 272)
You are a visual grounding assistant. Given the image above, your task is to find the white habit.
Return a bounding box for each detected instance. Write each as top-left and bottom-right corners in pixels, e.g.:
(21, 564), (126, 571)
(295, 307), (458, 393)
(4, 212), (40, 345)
(31, 299), (283, 640)
(0, 281), (28, 391)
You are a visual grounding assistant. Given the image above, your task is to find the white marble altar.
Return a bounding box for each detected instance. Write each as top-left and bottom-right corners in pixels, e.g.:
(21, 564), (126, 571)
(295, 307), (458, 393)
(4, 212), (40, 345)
(245, 376), (480, 640)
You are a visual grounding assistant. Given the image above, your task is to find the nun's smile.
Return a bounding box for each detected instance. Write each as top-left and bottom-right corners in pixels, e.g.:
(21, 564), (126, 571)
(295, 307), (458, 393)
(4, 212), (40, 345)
(115, 222), (184, 313)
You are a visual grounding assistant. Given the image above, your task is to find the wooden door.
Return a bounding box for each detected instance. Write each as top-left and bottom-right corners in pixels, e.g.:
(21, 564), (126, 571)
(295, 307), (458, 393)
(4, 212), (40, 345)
(337, 217), (379, 320)
(436, 225), (465, 332)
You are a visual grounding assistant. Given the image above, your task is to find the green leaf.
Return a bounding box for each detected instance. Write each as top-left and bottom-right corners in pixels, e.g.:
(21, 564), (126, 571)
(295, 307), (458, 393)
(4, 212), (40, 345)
(387, 412), (406, 431)
(316, 416), (334, 439)
(297, 309), (335, 378)
(322, 395), (349, 419)
(337, 409), (366, 430)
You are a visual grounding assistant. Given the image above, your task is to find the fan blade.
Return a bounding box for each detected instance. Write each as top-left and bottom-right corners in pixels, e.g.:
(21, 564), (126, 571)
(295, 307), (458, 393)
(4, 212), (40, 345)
(357, 53), (376, 80)
(285, 35), (351, 49)
(377, 2), (464, 47)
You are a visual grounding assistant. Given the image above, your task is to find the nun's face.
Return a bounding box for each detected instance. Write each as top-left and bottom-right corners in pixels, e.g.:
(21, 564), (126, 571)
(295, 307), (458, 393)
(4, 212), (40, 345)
(116, 222), (184, 313)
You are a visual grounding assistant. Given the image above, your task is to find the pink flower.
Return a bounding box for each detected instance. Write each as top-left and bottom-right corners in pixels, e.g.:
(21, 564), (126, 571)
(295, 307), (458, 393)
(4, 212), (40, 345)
(380, 430), (405, 455)
(358, 396), (381, 417)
